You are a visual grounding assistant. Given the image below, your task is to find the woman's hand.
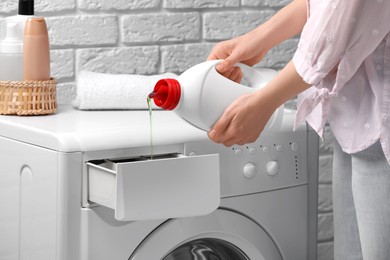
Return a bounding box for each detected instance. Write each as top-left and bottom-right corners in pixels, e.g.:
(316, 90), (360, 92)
(207, 30), (269, 83)
(207, 90), (276, 147)
(207, 61), (311, 147)
(206, 0), (307, 82)
(206, 0), (308, 146)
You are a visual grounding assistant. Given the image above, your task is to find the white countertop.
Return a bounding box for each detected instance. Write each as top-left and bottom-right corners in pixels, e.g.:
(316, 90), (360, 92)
(0, 105), (301, 153)
(0, 105), (207, 152)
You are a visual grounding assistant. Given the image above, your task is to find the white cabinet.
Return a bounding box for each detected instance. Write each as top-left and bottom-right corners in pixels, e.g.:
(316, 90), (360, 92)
(0, 136), (58, 260)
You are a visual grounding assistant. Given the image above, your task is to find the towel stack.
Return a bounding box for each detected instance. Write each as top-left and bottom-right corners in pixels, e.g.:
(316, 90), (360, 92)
(73, 71), (177, 110)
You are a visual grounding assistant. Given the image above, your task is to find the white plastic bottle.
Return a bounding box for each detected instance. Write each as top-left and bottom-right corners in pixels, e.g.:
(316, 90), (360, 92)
(0, 0), (34, 81)
(149, 60), (284, 132)
(6, 0), (35, 39)
(23, 17), (51, 81)
(0, 21), (23, 81)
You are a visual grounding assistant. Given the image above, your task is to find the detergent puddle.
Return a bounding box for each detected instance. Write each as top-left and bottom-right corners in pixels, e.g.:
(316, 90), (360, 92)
(147, 96), (154, 160)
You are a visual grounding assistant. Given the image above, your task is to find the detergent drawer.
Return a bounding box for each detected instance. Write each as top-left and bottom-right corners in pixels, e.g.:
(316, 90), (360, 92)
(86, 153), (220, 221)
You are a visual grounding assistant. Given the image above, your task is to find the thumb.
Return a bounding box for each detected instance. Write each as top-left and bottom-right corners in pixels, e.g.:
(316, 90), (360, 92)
(208, 113), (232, 143)
(216, 52), (241, 74)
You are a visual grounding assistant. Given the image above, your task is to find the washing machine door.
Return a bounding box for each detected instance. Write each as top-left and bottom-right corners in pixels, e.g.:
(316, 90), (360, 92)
(129, 209), (282, 260)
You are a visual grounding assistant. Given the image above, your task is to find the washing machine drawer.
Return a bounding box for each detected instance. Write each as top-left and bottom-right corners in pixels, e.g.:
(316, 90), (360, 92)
(86, 153), (220, 221)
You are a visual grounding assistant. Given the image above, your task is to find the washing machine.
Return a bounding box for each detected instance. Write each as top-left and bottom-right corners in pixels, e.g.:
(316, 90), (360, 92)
(0, 105), (318, 260)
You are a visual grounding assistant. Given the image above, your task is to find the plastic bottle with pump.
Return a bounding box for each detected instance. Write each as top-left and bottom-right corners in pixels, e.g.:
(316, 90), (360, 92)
(0, 22), (23, 81)
(149, 60), (284, 133)
(0, 0), (34, 81)
(6, 0), (35, 37)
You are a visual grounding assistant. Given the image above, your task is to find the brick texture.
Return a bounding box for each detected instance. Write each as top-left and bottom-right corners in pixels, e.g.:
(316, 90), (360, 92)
(203, 11), (275, 40)
(78, 0), (159, 11)
(318, 213), (334, 241)
(258, 39), (298, 69)
(318, 184), (333, 212)
(36, 0), (75, 13)
(0, 0), (17, 14)
(161, 43), (215, 73)
(318, 242), (334, 260)
(56, 82), (77, 105)
(164, 0), (239, 8)
(50, 49), (75, 80)
(319, 155), (333, 183)
(46, 15), (118, 47)
(122, 13), (200, 43)
(242, 0), (291, 8)
(76, 47), (159, 74)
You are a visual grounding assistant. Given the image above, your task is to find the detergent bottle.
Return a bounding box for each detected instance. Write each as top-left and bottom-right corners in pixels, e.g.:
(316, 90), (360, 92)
(149, 60), (284, 132)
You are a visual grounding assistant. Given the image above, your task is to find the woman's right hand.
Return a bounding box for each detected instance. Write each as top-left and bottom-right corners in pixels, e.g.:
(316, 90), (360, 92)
(207, 0), (307, 82)
(207, 29), (269, 82)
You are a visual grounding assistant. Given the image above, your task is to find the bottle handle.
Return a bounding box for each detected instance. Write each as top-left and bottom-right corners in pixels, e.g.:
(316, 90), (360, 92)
(236, 63), (277, 88)
(235, 63), (284, 132)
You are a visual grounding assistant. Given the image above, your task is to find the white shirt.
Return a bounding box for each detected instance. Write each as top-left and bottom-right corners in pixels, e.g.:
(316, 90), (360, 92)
(293, 0), (390, 163)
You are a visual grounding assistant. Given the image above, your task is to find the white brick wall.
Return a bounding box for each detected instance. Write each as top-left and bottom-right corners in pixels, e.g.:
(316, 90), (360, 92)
(122, 13), (200, 43)
(203, 11), (275, 40)
(0, 0), (334, 259)
(78, 0), (160, 10)
(76, 47), (160, 74)
(242, 0), (290, 7)
(164, 0), (239, 8)
(47, 15), (119, 46)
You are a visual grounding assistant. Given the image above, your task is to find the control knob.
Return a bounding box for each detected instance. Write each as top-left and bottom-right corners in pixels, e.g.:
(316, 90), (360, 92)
(243, 162), (257, 179)
(266, 161), (279, 176)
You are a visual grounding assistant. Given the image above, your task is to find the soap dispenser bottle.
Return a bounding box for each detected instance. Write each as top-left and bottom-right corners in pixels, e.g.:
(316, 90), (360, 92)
(23, 17), (51, 81)
(149, 60), (284, 132)
(0, 21), (23, 81)
(6, 0), (35, 36)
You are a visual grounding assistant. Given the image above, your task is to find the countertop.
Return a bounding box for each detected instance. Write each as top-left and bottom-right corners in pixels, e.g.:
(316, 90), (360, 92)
(0, 105), (207, 152)
(0, 105), (301, 152)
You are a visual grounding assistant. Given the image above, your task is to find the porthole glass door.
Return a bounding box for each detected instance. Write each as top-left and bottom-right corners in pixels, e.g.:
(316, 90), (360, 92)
(130, 209), (282, 260)
(163, 238), (249, 260)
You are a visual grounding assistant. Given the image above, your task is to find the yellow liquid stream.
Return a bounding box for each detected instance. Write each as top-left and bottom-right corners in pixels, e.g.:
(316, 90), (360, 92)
(147, 96), (154, 160)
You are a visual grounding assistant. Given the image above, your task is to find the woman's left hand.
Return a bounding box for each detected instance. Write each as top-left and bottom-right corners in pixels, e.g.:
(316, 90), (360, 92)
(208, 61), (312, 147)
(207, 90), (276, 147)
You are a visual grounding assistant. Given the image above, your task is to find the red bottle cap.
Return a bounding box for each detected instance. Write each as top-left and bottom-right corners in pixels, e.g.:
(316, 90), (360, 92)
(149, 78), (181, 110)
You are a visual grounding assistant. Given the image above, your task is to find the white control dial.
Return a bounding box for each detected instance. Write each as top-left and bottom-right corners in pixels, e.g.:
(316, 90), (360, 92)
(266, 161), (279, 176)
(243, 162), (257, 179)
(291, 142), (298, 152)
(234, 148), (243, 156)
(249, 147), (257, 154)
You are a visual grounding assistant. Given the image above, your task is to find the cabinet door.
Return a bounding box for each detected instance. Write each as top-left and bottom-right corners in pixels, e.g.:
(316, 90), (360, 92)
(0, 136), (58, 260)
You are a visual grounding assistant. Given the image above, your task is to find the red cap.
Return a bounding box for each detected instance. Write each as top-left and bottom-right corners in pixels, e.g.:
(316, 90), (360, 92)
(149, 79), (181, 110)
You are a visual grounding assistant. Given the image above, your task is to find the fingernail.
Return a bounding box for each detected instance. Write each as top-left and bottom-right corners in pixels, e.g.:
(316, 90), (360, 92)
(216, 63), (225, 72)
(209, 129), (217, 138)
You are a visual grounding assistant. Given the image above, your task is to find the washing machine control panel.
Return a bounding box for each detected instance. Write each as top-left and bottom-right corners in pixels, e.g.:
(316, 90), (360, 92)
(185, 130), (309, 197)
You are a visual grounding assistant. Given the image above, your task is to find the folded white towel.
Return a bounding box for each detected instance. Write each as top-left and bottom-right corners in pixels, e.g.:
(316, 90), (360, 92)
(73, 71), (177, 110)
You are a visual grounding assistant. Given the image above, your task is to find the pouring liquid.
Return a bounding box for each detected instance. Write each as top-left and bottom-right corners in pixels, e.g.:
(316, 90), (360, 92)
(147, 96), (154, 160)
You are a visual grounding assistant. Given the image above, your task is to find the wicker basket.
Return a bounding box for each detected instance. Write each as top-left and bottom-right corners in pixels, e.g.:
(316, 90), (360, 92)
(0, 78), (57, 116)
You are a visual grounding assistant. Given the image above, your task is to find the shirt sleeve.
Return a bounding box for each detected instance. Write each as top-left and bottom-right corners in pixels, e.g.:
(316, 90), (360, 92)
(293, 0), (390, 90)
